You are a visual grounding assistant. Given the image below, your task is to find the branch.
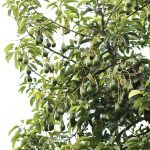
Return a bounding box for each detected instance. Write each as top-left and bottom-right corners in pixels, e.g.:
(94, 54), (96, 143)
(101, 13), (105, 34)
(127, 4), (148, 18)
(94, 62), (115, 76)
(33, 10), (91, 38)
(128, 128), (150, 139)
(65, 132), (77, 142)
(31, 68), (49, 82)
(26, 29), (76, 63)
(115, 117), (145, 142)
(50, 20), (92, 38)
(44, 46), (76, 63)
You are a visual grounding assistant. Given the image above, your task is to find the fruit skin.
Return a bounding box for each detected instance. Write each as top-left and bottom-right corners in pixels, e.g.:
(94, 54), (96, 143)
(134, 5), (139, 11)
(46, 39), (51, 48)
(26, 66), (31, 75)
(46, 103), (53, 113)
(49, 65), (54, 73)
(48, 122), (54, 131)
(61, 43), (67, 53)
(58, 107), (64, 115)
(89, 53), (95, 60)
(44, 68), (49, 74)
(80, 85), (87, 97)
(87, 84), (93, 94)
(60, 120), (65, 131)
(93, 55), (99, 66)
(52, 78), (57, 86)
(85, 57), (93, 67)
(18, 55), (23, 62)
(70, 113), (76, 127)
(44, 125), (49, 131)
(44, 123), (54, 131)
(23, 56), (28, 65)
(64, 61), (70, 66)
(44, 64), (49, 74)
(55, 112), (60, 121)
(42, 49), (48, 57)
(126, 1), (131, 8)
(36, 35), (43, 45)
(52, 42), (56, 48)
(115, 103), (121, 112)
(27, 75), (32, 82)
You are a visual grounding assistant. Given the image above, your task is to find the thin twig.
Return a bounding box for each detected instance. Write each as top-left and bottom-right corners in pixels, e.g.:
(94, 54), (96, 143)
(44, 46), (76, 63)
(127, 4), (148, 18)
(115, 117), (145, 142)
(31, 68), (49, 82)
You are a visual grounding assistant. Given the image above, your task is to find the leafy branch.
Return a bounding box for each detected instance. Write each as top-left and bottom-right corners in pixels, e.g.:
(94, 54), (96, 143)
(33, 9), (92, 38)
(31, 68), (50, 82)
(105, 0), (123, 27)
(26, 30), (76, 63)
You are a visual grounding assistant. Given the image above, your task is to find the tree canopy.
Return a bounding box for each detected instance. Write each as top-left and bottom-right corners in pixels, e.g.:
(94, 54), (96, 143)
(3, 0), (150, 149)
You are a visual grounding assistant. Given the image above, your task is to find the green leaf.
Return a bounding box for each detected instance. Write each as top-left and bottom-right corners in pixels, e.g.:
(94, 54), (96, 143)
(4, 43), (14, 53)
(18, 86), (26, 93)
(65, 4), (78, 14)
(18, 20), (27, 35)
(8, 125), (19, 136)
(128, 90), (143, 99)
(11, 130), (20, 148)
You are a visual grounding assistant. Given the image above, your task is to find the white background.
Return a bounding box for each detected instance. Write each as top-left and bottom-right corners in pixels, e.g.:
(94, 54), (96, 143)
(0, 1), (32, 149)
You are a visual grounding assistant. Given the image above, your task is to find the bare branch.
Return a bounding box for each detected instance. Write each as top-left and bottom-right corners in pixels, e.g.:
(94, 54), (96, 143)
(115, 117), (145, 142)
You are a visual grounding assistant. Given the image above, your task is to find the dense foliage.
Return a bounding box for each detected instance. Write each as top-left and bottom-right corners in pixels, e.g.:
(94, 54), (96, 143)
(3, 0), (150, 149)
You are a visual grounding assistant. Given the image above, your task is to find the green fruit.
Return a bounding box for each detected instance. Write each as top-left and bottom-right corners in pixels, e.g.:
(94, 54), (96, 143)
(60, 120), (65, 131)
(49, 65), (54, 73)
(64, 61), (69, 66)
(87, 84), (93, 94)
(26, 66), (31, 75)
(110, 80), (116, 90)
(70, 113), (76, 127)
(80, 85), (87, 97)
(44, 64), (50, 74)
(52, 42), (56, 48)
(61, 42), (67, 52)
(55, 112), (60, 121)
(115, 103), (121, 112)
(93, 55), (99, 66)
(36, 35), (43, 45)
(43, 49), (48, 57)
(134, 5), (138, 11)
(85, 57), (93, 67)
(58, 107), (64, 115)
(23, 56), (28, 65)
(89, 53), (95, 60)
(48, 122), (54, 131)
(18, 55), (23, 62)
(52, 78), (57, 86)
(27, 75), (32, 82)
(46, 103), (53, 113)
(126, 1), (131, 8)
(44, 125), (49, 131)
(46, 39), (51, 48)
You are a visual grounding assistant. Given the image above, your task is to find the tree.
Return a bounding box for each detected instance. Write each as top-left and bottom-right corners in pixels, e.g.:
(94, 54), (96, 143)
(3, 0), (150, 149)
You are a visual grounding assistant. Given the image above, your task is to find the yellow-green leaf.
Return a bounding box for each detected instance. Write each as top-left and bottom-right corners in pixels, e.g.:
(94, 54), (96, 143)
(128, 90), (143, 99)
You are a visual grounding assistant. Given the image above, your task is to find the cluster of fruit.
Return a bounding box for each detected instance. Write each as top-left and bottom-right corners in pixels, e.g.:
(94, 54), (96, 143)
(44, 102), (65, 132)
